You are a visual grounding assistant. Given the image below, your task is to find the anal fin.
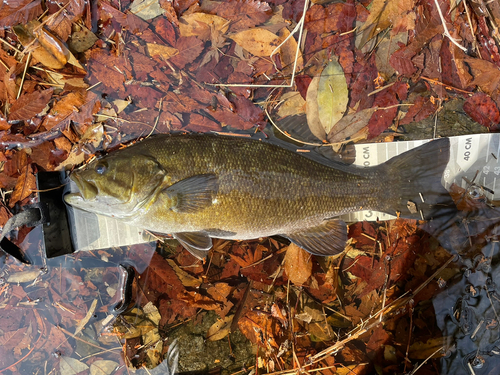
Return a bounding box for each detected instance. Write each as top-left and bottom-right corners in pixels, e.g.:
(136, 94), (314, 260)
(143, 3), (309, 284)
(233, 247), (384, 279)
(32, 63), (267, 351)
(173, 232), (212, 260)
(284, 219), (347, 256)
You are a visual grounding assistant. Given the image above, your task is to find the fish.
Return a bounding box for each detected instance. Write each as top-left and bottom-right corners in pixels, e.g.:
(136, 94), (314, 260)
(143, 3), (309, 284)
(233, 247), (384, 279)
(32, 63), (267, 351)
(65, 133), (455, 259)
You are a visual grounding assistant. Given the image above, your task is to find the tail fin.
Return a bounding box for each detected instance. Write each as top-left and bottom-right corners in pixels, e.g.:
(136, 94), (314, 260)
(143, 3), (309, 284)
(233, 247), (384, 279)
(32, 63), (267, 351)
(378, 138), (456, 221)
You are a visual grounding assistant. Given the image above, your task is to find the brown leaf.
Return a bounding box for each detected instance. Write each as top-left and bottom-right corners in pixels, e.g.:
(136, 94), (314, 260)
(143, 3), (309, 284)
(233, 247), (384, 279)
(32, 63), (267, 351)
(0, 0), (42, 28)
(465, 57), (500, 96)
(9, 88), (54, 121)
(9, 164), (36, 207)
(100, 2), (149, 34)
(359, 0), (416, 46)
(463, 92), (500, 129)
(41, 91), (88, 132)
(327, 108), (374, 144)
(230, 28), (281, 57)
(169, 36), (204, 69)
(215, 0), (272, 32)
(284, 243), (312, 285)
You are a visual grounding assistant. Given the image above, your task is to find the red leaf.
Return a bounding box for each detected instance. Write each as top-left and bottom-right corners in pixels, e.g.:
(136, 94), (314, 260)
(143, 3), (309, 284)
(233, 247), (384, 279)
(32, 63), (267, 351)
(9, 164), (36, 207)
(215, 0), (272, 32)
(368, 81), (408, 138)
(184, 113), (221, 132)
(169, 36), (204, 69)
(9, 88), (54, 121)
(463, 92), (500, 129)
(0, 0), (42, 28)
(99, 2), (149, 34)
(400, 96), (437, 125)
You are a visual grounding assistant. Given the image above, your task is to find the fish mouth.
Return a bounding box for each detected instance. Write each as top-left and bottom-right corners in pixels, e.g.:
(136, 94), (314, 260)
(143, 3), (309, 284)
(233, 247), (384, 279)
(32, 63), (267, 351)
(70, 174), (98, 200)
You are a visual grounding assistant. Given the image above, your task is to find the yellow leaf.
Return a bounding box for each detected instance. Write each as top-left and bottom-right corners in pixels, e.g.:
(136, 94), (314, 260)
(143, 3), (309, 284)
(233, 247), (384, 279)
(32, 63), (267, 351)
(13, 21), (69, 70)
(317, 58), (348, 134)
(207, 315), (234, 341)
(278, 27), (303, 75)
(305, 76), (326, 141)
(284, 243), (312, 285)
(276, 91), (306, 117)
(179, 13), (229, 41)
(229, 28), (281, 57)
(147, 43), (179, 61)
(359, 0), (415, 45)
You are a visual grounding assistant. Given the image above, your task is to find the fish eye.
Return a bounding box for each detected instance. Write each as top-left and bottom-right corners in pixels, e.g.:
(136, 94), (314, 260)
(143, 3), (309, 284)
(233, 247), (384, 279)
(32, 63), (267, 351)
(95, 161), (108, 175)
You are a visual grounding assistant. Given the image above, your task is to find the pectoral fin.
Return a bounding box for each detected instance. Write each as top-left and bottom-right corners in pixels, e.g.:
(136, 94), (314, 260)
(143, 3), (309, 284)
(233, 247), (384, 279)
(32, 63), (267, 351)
(165, 174), (218, 213)
(173, 232), (212, 260)
(284, 219), (347, 256)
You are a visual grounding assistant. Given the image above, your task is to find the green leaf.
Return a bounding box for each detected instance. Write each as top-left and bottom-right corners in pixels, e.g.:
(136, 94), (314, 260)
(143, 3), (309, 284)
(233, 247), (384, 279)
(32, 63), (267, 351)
(317, 58), (349, 134)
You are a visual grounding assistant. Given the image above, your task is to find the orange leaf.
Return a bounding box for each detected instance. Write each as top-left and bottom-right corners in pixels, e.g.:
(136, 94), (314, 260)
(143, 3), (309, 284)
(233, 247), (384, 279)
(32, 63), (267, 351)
(284, 243), (312, 285)
(9, 164), (36, 207)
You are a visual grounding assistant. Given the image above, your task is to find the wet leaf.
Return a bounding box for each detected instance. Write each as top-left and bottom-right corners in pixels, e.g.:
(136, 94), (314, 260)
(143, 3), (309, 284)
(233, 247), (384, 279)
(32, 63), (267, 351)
(229, 28), (281, 57)
(409, 337), (446, 359)
(0, 0), (42, 28)
(14, 21), (70, 70)
(147, 43), (179, 60)
(166, 259), (202, 287)
(9, 88), (53, 121)
(359, 0), (415, 46)
(316, 58), (349, 134)
(179, 13), (229, 41)
(90, 360), (119, 375)
(129, 0), (165, 20)
(463, 92), (500, 129)
(169, 36), (204, 69)
(207, 314), (234, 341)
(306, 76), (326, 141)
(9, 164), (36, 208)
(7, 270), (40, 283)
(327, 108), (375, 144)
(284, 243), (312, 285)
(59, 356), (89, 375)
(215, 0), (272, 32)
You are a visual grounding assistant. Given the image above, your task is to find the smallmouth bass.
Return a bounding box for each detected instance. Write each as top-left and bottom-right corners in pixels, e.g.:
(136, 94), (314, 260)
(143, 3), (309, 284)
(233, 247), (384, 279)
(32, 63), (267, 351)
(65, 134), (455, 258)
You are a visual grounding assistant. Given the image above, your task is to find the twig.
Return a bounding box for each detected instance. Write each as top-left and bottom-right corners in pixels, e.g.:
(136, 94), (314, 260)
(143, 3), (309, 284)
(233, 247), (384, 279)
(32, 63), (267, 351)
(0, 37), (22, 54)
(408, 346), (444, 375)
(433, 0), (467, 51)
(17, 52), (31, 99)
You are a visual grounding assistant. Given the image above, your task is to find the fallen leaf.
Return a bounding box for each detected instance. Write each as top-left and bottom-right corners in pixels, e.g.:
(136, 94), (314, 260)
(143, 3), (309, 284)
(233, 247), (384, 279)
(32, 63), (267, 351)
(409, 337), (446, 359)
(169, 36), (204, 69)
(229, 28), (281, 57)
(327, 107), (375, 144)
(179, 13), (229, 41)
(278, 27), (304, 75)
(284, 243), (312, 285)
(305, 77), (326, 140)
(166, 259), (202, 287)
(276, 91), (306, 117)
(13, 21), (70, 70)
(9, 87), (53, 121)
(316, 58), (349, 134)
(206, 314), (234, 341)
(9, 164), (36, 207)
(0, 0), (42, 28)
(129, 0), (165, 20)
(90, 360), (119, 375)
(59, 357), (89, 375)
(147, 43), (179, 61)
(215, 0), (272, 32)
(359, 0), (415, 46)
(7, 270), (40, 283)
